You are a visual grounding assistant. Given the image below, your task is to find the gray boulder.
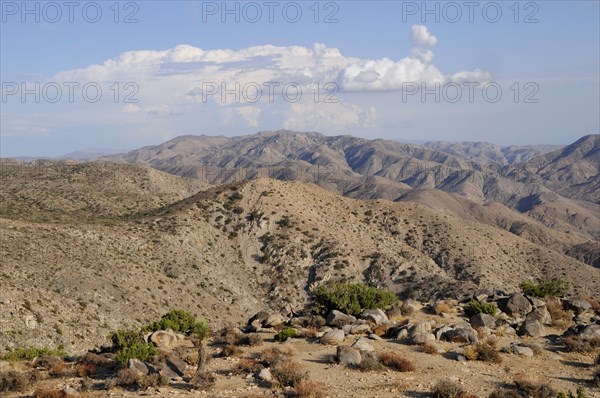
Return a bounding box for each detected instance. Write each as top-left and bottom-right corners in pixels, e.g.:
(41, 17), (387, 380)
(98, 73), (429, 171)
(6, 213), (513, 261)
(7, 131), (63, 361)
(327, 310), (357, 328)
(321, 328), (345, 345)
(445, 328), (478, 344)
(470, 313), (496, 329)
(519, 319), (544, 337)
(352, 337), (375, 352)
(127, 358), (152, 376)
(362, 309), (388, 325)
(580, 324), (600, 340)
(526, 306), (552, 325)
(258, 368), (272, 382)
(150, 330), (177, 349)
(504, 294), (533, 318)
(510, 343), (534, 357)
(336, 346), (362, 366)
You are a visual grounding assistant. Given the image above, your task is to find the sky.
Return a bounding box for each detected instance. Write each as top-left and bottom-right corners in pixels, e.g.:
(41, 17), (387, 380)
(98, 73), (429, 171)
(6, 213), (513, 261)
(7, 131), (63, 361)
(1, 0), (599, 157)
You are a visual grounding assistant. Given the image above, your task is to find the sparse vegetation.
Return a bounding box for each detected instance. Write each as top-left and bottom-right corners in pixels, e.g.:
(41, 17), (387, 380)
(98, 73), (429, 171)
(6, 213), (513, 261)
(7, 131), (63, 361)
(378, 351), (415, 372)
(563, 336), (600, 353)
(274, 327), (297, 342)
(312, 282), (397, 316)
(293, 380), (328, 398)
(145, 309), (209, 337)
(271, 358), (307, 387)
(520, 278), (568, 298)
(2, 347), (66, 361)
(431, 380), (465, 398)
(463, 342), (502, 363)
(464, 300), (497, 317)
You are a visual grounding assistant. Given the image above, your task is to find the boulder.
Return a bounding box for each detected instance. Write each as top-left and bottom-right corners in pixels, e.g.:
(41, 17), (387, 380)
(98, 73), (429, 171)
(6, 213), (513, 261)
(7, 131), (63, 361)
(526, 306), (552, 325)
(349, 324), (372, 335)
(580, 324), (600, 341)
(247, 311), (270, 332)
(326, 310), (357, 328)
(566, 299), (593, 315)
(150, 330), (178, 349)
(368, 333), (383, 341)
(504, 294), (533, 318)
(528, 296), (546, 308)
(470, 313), (496, 329)
(127, 358), (152, 376)
(166, 357), (187, 377)
(412, 333), (435, 344)
(372, 324), (389, 337)
(434, 325), (453, 341)
(386, 307), (403, 321)
(258, 368), (272, 382)
(362, 309), (388, 325)
(352, 337), (375, 352)
(336, 346), (362, 367)
(264, 313), (286, 328)
(321, 329), (345, 345)
(519, 319), (544, 337)
(510, 343), (534, 357)
(445, 328), (478, 344)
(396, 329), (409, 340)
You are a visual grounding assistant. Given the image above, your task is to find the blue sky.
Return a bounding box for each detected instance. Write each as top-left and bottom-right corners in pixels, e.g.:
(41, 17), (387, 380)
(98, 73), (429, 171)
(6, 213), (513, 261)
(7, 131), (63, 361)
(1, 0), (599, 156)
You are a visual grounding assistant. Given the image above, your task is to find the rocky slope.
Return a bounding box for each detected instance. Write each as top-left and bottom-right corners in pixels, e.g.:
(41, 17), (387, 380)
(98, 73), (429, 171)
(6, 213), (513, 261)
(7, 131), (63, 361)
(0, 162), (598, 355)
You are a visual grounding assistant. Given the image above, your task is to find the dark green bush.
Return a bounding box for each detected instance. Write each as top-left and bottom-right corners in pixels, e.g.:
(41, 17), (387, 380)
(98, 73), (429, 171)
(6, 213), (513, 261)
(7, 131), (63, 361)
(2, 347), (66, 361)
(274, 328), (297, 342)
(519, 278), (568, 298)
(145, 309), (209, 339)
(115, 341), (157, 365)
(313, 282), (397, 316)
(464, 300), (497, 317)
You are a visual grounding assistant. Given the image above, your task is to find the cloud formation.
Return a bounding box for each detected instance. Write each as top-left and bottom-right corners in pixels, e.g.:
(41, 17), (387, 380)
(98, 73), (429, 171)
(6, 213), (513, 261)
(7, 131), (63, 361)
(33, 25), (489, 133)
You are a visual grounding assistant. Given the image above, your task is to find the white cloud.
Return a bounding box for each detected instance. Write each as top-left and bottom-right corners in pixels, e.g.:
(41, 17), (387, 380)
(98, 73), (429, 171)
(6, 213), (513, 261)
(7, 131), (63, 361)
(236, 106), (261, 127)
(283, 102), (376, 131)
(411, 25), (438, 47)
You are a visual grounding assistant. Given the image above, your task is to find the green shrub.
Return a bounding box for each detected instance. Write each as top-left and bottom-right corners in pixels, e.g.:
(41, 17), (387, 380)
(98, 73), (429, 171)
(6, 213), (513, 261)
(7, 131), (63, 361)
(313, 282), (397, 316)
(145, 310), (209, 339)
(274, 328), (297, 342)
(2, 347), (66, 362)
(110, 329), (145, 351)
(464, 300), (497, 317)
(519, 279), (568, 298)
(115, 341), (157, 365)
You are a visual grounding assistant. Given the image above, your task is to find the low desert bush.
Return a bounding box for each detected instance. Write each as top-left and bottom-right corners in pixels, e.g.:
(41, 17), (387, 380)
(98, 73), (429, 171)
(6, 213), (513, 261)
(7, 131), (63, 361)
(488, 388), (520, 398)
(293, 380), (327, 398)
(564, 336), (600, 353)
(33, 388), (84, 398)
(464, 300), (497, 317)
(378, 351), (415, 372)
(545, 299), (573, 330)
(192, 372), (216, 389)
(270, 358), (306, 387)
(274, 327), (297, 342)
(110, 368), (168, 390)
(431, 380), (465, 398)
(221, 344), (242, 358)
(312, 282), (397, 316)
(557, 387), (589, 398)
(464, 342), (502, 363)
(419, 342), (438, 354)
(232, 358), (262, 375)
(434, 301), (456, 315)
(520, 279), (568, 298)
(2, 347), (66, 361)
(513, 377), (555, 398)
(258, 347), (294, 367)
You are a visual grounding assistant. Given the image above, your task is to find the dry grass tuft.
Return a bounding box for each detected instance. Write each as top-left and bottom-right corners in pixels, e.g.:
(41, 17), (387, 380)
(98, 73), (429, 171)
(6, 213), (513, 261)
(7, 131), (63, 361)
(378, 351), (415, 372)
(564, 336), (600, 353)
(546, 299), (573, 330)
(293, 380), (328, 398)
(419, 342), (439, 355)
(271, 358), (306, 387)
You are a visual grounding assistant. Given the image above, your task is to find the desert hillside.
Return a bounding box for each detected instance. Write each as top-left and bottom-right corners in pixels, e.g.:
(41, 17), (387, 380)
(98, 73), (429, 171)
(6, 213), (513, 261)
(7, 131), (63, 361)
(0, 162), (598, 355)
